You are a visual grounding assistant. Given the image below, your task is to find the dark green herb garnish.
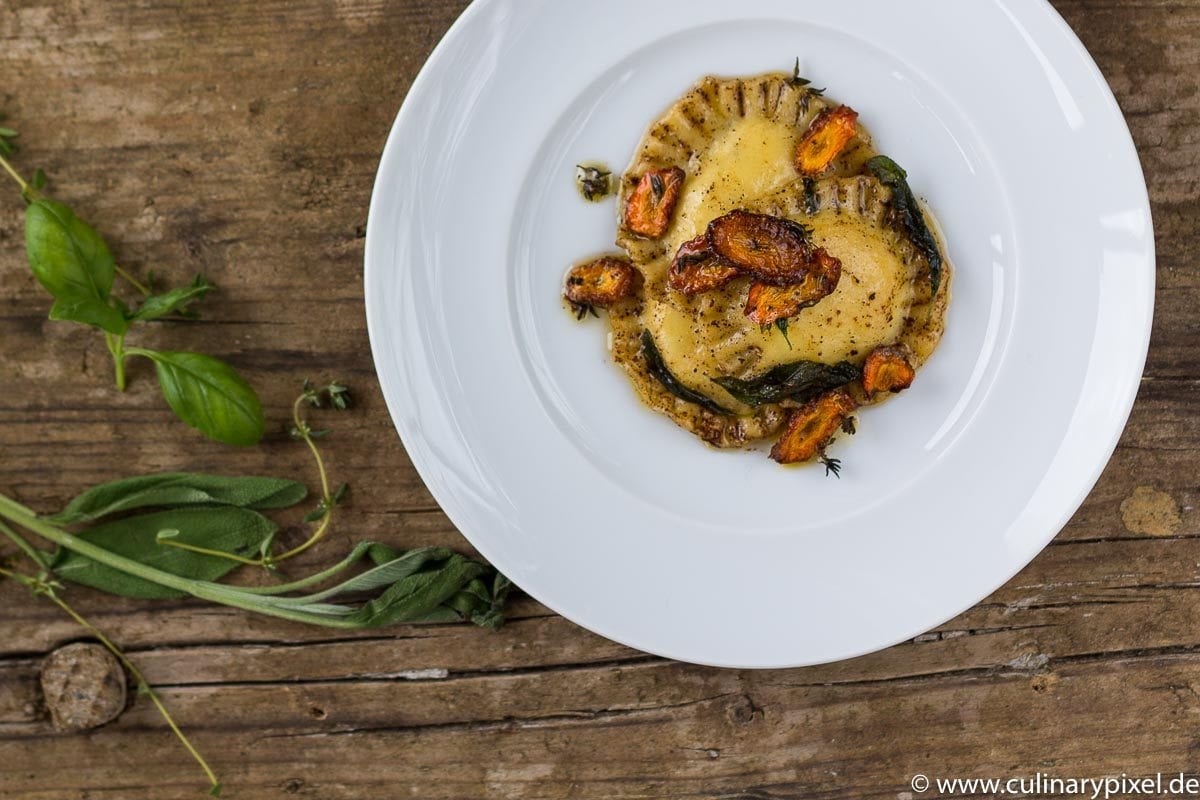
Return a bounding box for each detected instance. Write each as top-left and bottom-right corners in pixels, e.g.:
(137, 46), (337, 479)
(640, 330), (730, 415)
(820, 454), (842, 478)
(570, 301), (599, 321)
(864, 155), (943, 296)
(713, 360), (860, 407)
(790, 58), (826, 114)
(649, 172), (664, 201)
(759, 318), (793, 348)
(575, 163), (614, 202)
(802, 177), (819, 215)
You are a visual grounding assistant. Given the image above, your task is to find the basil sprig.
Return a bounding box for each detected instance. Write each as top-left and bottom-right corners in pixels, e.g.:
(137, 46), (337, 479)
(1, 124), (264, 446)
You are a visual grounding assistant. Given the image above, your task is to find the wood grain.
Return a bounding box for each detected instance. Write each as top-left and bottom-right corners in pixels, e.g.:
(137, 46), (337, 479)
(0, 0), (1198, 797)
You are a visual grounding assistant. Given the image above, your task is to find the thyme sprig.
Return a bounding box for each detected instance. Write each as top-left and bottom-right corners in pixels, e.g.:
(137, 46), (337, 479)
(791, 58), (826, 114)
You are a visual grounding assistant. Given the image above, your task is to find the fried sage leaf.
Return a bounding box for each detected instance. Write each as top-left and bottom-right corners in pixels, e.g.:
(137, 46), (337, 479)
(51, 507), (278, 599)
(640, 330), (729, 415)
(864, 155), (943, 295)
(713, 360), (860, 407)
(51, 473), (307, 525)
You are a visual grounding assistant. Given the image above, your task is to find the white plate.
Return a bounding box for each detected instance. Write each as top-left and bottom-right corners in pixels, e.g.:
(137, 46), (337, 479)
(365, 0), (1154, 668)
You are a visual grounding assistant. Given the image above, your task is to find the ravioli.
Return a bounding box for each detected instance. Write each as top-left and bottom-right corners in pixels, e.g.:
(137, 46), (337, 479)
(571, 71), (951, 459)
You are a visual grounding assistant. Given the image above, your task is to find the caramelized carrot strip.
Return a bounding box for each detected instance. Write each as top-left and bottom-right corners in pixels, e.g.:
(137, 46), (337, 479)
(770, 389), (858, 464)
(744, 249), (841, 325)
(795, 105), (859, 176)
(668, 235), (741, 295)
(563, 256), (637, 314)
(707, 210), (816, 285)
(862, 345), (916, 395)
(623, 167), (685, 239)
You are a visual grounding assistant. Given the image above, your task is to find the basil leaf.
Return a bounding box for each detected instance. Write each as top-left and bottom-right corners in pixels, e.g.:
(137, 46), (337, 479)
(25, 199), (127, 334)
(640, 331), (730, 415)
(139, 350), (265, 446)
(48, 294), (128, 334)
(51, 472), (308, 525)
(130, 275), (213, 322)
(713, 360), (860, 407)
(52, 507), (277, 599)
(864, 155), (944, 295)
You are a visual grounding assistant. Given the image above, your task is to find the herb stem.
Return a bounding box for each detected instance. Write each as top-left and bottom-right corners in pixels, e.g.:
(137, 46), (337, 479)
(295, 395), (331, 501)
(154, 539), (263, 566)
(269, 395), (335, 563)
(21, 572), (221, 795)
(0, 151), (27, 194)
(233, 543), (369, 595)
(0, 518), (50, 569)
(157, 392), (338, 568)
(0, 491), (363, 628)
(105, 333), (128, 392)
(114, 265), (152, 297)
(272, 512), (331, 564)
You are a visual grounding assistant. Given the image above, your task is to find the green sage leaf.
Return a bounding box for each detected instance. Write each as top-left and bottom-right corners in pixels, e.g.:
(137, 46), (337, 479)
(51, 472), (308, 525)
(138, 350), (265, 446)
(130, 275), (213, 321)
(864, 155), (944, 295)
(25, 198), (127, 334)
(340, 550), (489, 628)
(713, 360), (860, 407)
(259, 543), (510, 629)
(52, 507), (277, 599)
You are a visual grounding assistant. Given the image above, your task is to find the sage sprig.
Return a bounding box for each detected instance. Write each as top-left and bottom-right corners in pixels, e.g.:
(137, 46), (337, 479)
(0, 381), (512, 794)
(0, 118), (265, 446)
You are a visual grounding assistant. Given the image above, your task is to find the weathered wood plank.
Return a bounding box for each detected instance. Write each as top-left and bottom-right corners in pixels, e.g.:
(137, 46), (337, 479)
(4, 654), (1200, 799)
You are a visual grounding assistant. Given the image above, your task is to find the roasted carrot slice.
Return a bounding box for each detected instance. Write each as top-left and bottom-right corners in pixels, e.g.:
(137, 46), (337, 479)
(623, 167), (685, 239)
(770, 389), (858, 465)
(707, 210), (817, 285)
(564, 256), (637, 316)
(862, 345), (916, 395)
(668, 235), (741, 295)
(744, 249), (841, 325)
(795, 105), (859, 176)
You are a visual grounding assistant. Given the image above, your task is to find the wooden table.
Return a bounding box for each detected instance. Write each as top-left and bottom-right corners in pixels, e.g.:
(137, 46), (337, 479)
(0, 1), (1195, 797)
